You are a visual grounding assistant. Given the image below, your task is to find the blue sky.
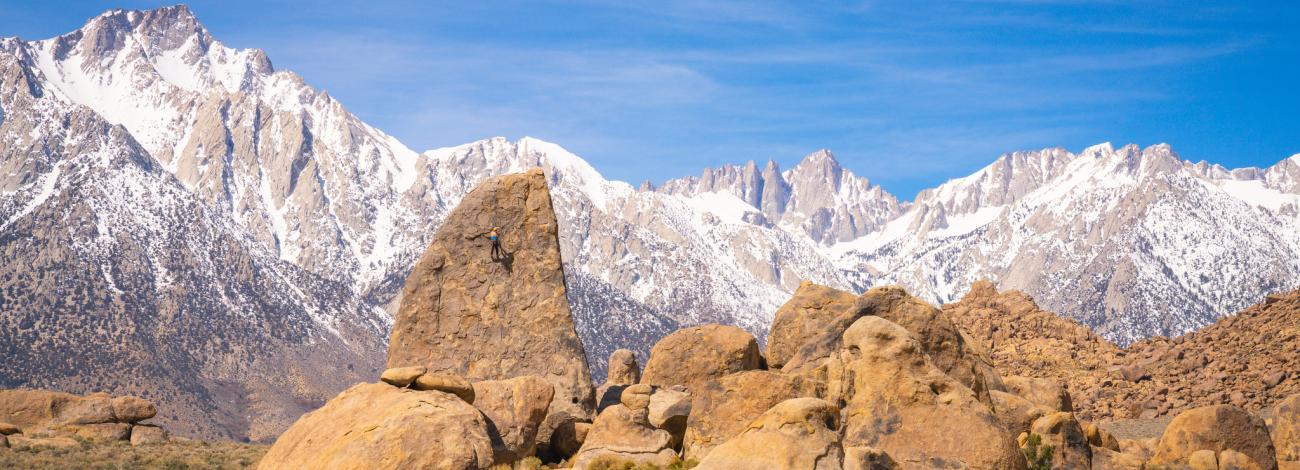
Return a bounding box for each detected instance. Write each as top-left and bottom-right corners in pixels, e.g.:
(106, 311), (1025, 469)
(2, 1), (1297, 198)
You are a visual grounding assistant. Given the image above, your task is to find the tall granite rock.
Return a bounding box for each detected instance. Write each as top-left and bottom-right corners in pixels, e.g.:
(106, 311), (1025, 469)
(387, 169), (595, 438)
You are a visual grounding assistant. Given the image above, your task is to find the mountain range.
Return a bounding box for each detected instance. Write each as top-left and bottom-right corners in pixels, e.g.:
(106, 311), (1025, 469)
(1, 5), (1297, 441)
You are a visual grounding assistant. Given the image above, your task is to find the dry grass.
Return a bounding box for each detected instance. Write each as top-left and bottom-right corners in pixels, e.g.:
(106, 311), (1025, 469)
(0, 438), (267, 470)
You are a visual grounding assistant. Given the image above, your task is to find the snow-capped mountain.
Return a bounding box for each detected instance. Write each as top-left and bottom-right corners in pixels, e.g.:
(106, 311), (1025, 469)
(831, 143), (1300, 344)
(3, 5), (1298, 441)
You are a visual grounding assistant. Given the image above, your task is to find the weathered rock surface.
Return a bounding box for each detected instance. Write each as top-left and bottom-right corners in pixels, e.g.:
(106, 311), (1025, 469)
(0, 389), (162, 435)
(695, 397), (844, 470)
(472, 376), (554, 463)
(1275, 394), (1300, 464)
(683, 370), (819, 461)
(1148, 405), (1277, 470)
(130, 424), (169, 446)
(844, 446), (899, 470)
(1030, 412), (1092, 469)
(0, 422), (19, 435)
(991, 390), (1047, 437)
(412, 373), (476, 404)
(831, 316), (1025, 469)
(766, 281), (859, 369)
(1004, 375), (1073, 413)
(110, 396), (157, 423)
(647, 387), (691, 449)
(386, 169), (595, 436)
(569, 404), (676, 470)
(782, 284), (1001, 405)
(379, 366), (426, 388)
(640, 324), (763, 390)
(259, 382), (494, 470)
(596, 349), (641, 412)
(606, 349), (641, 386)
(1090, 446), (1146, 470)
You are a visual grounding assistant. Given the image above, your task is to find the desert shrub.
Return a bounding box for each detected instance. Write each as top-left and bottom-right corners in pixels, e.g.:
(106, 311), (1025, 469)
(1022, 433), (1054, 470)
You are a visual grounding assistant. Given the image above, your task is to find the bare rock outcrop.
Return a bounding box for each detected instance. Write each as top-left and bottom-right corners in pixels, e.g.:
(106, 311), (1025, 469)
(781, 284), (1002, 405)
(683, 370), (820, 461)
(0, 389), (166, 444)
(1272, 393), (1300, 466)
(828, 316), (1025, 469)
(472, 376), (555, 464)
(259, 382), (494, 470)
(1004, 375), (1073, 413)
(1147, 405), (1278, 470)
(596, 349), (640, 412)
(386, 169), (595, 444)
(1029, 411), (1092, 469)
(569, 403), (676, 470)
(695, 397), (845, 470)
(766, 281), (859, 369)
(640, 324), (763, 390)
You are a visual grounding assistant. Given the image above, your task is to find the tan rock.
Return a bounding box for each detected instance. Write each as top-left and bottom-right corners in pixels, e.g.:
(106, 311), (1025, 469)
(379, 366), (426, 388)
(1148, 405), (1277, 470)
(1004, 375), (1073, 413)
(0, 434), (6, 449)
(766, 281), (860, 369)
(1090, 446), (1145, 470)
(569, 404), (676, 470)
(386, 169), (595, 442)
(647, 387), (691, 450)
(640, 324), (763, 390)
(992, 390), (1047, 436)
(0, 422), (18, 435)
(833, 316), (1025, 469)
(412, 373), (476, 404)
(549, 421), (590, 458)
(58, 394), (115, 425)
(595, 384), (628, 413)
(1220, 449), (1268, 470)
(782, 285), (1000, 406)
(1189, 449), (1219, 470)
(695, 398), (844, 470)
(606, 349), (641, 386)
(1275, 393), (1300, 463)
(472, 376), (554, 463)
(110, 396), (157, 423)
(130, 424), (169, 446)
(844, 446), (899, 470)
(259, 382), (494, 470)
(683, 370), (819, 461)
(620, 384), (653, 411)
(1031, 412), (1092, 470)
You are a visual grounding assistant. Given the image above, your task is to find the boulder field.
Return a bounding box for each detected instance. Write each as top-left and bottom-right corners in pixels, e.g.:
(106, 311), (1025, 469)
(259, 170), (1300, 470)
(0, 389), (170, 448)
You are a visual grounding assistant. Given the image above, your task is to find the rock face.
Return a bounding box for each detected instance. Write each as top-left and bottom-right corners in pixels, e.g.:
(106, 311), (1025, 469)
(259, 382), (494, 470)
(472, 376), (555, 463)
(991, 390), (1047, 437)
(781, 284), (1000, 405)
(0, 389), (164, 440)
(596, 349), (640, 412)
(829, 316), (1025, 469)
(1030, 412), (1092, 469)
(1276, 394), (1300, 465)
(683, 370), (820, 461)
(695, 398), (845, 470)
(766, 282), (860, 369)
(1148, 405), (1278, 470)
(569, 404), (676, 470)
(386, 169), (595, 435)
(1004, 376), (1073, 413)
(640, 324), (763, 390)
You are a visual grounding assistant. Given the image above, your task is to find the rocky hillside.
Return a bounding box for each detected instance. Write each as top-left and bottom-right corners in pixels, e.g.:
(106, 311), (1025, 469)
(945, 280), (1300, 423)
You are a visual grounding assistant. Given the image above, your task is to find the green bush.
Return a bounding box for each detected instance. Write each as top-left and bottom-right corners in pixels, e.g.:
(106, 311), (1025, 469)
(1022, 433), (1054, 470)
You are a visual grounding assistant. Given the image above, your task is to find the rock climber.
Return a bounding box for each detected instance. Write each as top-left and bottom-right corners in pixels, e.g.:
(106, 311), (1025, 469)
(487, 226), (504, 259)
